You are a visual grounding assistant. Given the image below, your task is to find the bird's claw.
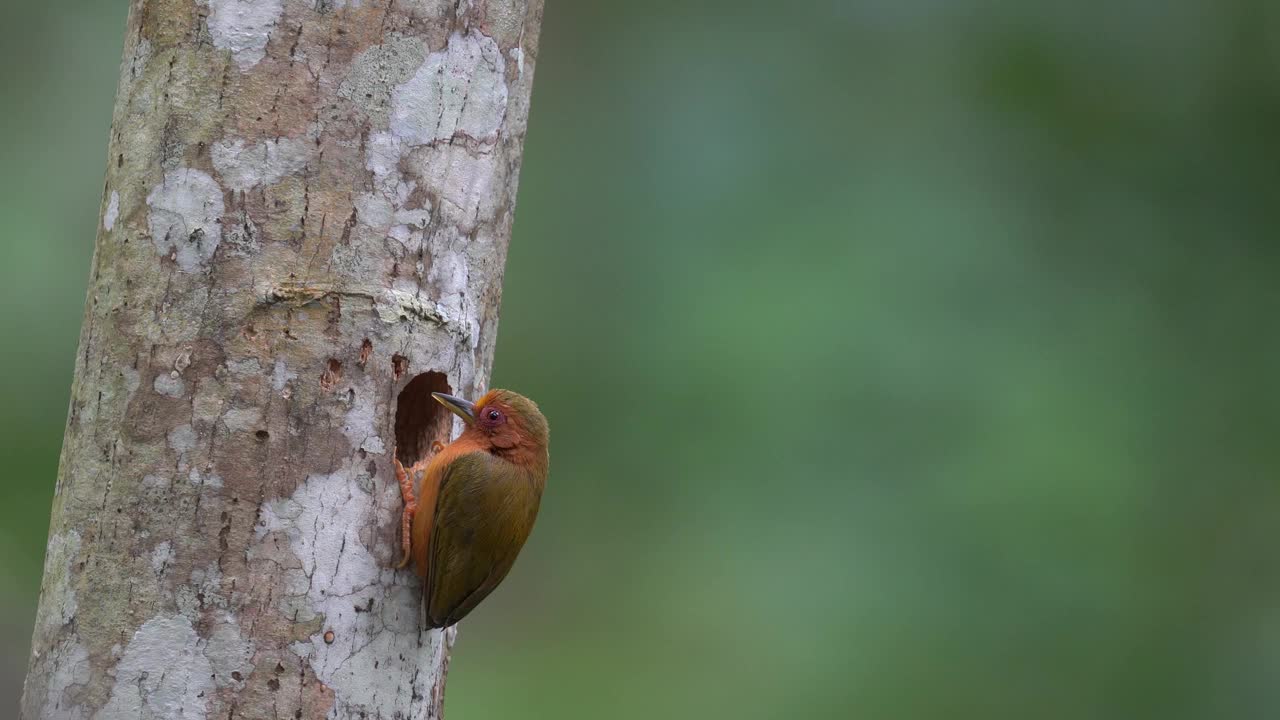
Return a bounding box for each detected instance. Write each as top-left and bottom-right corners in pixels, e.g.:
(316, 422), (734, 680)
(393, 454), (417, 569)
(392, 442), (444, 569)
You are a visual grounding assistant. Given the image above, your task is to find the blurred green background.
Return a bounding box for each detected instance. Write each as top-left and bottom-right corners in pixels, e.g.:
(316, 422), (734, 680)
(3, 1), (1279, 718)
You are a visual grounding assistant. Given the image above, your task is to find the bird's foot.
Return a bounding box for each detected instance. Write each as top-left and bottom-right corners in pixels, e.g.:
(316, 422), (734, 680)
(393, 454), (419, 569)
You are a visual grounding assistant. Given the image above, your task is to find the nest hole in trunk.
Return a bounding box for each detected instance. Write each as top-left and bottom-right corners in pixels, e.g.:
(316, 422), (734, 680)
(394, 371), (455, 467)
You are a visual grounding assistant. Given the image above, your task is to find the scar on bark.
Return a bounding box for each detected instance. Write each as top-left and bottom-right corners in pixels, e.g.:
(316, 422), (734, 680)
(392, 371), (452, 568)
(320, 358), (343, 390)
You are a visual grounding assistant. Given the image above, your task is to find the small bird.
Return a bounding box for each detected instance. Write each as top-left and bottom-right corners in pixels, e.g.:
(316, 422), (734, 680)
(393, 389), (549, 629)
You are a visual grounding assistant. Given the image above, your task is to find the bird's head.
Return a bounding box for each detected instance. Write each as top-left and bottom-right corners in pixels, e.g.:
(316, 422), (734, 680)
(432, 389), (550, 464)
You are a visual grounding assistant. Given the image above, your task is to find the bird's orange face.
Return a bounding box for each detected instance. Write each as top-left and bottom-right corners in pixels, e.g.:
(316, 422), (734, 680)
(432, 389), (550, 458)
(472, 392), (523, 450)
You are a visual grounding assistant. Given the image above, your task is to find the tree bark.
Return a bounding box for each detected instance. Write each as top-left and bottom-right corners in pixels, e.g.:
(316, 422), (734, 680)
(21, 0), (543, 717)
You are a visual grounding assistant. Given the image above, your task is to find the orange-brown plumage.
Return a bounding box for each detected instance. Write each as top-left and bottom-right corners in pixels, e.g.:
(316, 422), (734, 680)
(393, 389), (549, 628)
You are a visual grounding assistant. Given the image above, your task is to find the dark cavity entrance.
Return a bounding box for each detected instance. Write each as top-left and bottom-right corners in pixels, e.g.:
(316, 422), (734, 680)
(395, 371), (454, 467)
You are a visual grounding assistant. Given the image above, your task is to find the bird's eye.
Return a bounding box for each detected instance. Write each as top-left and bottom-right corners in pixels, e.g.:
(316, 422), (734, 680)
(488, 409), (501, 421)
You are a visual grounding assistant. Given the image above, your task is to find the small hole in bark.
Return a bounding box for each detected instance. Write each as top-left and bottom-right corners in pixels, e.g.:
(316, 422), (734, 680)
(320, 358), (343, 390)
(232, 671), (242, 682)
(255, 430), (270, 441)
(391, 354), (409, 380)
(323, 630), (335, 644)
(358, 338), (373, 368)
(395, 372), (453, 470)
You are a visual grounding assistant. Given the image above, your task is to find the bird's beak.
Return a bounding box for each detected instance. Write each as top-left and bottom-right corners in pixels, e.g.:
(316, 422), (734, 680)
(432, 392), (476, 424)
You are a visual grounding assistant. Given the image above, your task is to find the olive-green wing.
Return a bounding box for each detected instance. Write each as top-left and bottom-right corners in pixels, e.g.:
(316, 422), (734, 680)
(425, 451), (541, 628)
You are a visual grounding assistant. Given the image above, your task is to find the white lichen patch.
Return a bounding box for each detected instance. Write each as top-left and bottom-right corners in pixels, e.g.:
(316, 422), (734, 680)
(509, 46), (525, 77)
(363, 131), (403, 182)
(222, 406), (263, 433)
(191, 377), (227, 425)
(189, 468), (224, 489)
(389, 32), (508, 146)
(262, 567), (316, 622)
(212, 137), (313, 191)
(177, 562), (229, 619)
(122, 366), (140, 396)
(270, 358), (296, 397)
(339, 34), (429, 127)
(352, 192), (392, 233)
(255, 461), (442, 716)
(41, 639), (90, 720)
(363, 31), (507, 197)
(149, 541), (174, 577)
(256, 465), (382, 599)
(372, 288), (452, 334)
(103, 191), (120, 231)
(153, 373), (186, 398)
(205, 619), (255, 687)
(94, 615), (214, 720)
(167, 424), (197, 455)
(350, 30), (510, 337)
(226, 357), (263, 376)
(292, 618), (451, 719)
(146, 168), (224, 273)
(36, 531), (81, 640)
(355, 183), (432, 251)
(342, 381), (386, 454)
(407, 142), (500, 232)
(127, 37), (152, 85)
(201, 0), (285, 70)
(426, 241), (477, 341)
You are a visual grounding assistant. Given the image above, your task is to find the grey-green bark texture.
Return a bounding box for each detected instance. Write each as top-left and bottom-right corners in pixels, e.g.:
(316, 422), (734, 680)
(21, 0), (543, 718)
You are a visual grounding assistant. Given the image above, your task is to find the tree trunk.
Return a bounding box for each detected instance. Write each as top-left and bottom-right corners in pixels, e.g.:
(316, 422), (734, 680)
(21, 0), (543, 717)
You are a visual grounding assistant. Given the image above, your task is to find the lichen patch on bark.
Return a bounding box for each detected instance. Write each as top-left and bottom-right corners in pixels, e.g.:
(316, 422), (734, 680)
(95, 615), (215, 720)
(152, 372), (186, 398)
(145, 168), (224, 272)
(388, 31), (509, 146)
(255, 460), (450, 717)
(200, 0), (285, 70)
(35, 531), (81, 641)
(342, 377), (388, 454)
(340, 33), (430, 127)
(212, 136), (314, 191)
(103, 191), (120, 231)
(39, 639), (90, 720)
(204, 620), (256, 689)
